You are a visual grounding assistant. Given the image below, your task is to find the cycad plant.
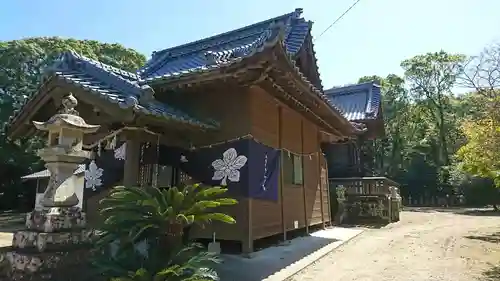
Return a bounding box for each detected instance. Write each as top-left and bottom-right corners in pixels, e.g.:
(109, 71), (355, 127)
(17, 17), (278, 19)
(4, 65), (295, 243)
(106, 243), (221, 281)
(91, 183), (238, 280)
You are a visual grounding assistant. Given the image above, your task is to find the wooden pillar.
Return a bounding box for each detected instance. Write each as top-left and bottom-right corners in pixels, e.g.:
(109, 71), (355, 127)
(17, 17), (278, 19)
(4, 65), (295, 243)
(323, 152), (332, 227)
(300, 119), (308, 234)
(123, 134), (140, 187)
(278, 106), (287, 241)
(242, 199), (254, 255)
(317, 128), (325, 228)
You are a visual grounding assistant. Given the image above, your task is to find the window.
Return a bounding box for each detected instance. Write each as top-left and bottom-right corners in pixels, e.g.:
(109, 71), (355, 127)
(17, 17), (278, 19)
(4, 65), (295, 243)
(157, 165), (174, 187)
(284, 153), (303, 185)
(37, 179), (48, 193)
(141, 164), (182, 187)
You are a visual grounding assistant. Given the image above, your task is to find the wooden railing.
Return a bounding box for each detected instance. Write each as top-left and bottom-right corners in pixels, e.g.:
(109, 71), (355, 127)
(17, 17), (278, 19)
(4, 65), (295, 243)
(329, 177), (400, 196)
(328, 177), (402, 223)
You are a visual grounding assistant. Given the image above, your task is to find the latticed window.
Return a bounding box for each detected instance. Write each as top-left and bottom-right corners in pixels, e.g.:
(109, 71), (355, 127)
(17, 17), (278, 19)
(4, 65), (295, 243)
(283, 153), (304, 185)
(178, 170), (192, 185)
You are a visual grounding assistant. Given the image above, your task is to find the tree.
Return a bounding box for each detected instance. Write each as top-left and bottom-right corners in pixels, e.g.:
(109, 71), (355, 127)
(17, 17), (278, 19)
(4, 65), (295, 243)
(455, 43), (500, 187)
(401, 51), (466, 167)
(456, 117), (500, 187)
(0, 37), (146, 209)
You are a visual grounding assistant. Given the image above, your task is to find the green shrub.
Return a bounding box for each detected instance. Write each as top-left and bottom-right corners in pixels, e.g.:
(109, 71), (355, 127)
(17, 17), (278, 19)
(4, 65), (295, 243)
(91, 184), (237, 281)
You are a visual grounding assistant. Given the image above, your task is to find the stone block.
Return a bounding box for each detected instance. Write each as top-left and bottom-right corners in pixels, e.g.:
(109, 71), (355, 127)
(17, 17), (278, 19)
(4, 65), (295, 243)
(11, 230), (96, 252)
(25, 207), (86, 233)
(0, 248), (92, 281)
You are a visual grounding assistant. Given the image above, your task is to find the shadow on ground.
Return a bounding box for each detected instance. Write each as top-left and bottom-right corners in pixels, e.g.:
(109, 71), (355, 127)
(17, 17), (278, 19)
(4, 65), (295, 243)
(482, 264), (500, 281)
(341, 222), (388, 229)
(465, 232), (500, 244)
(403, 207), (500, 217)
(215, 227), (363, 281)
(216, 235), (338, 281)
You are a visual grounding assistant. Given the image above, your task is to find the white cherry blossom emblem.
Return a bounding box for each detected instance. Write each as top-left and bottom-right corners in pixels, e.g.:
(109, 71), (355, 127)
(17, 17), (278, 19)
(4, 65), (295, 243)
(211, 148), (247, 186)
(114, 143), (126, 160)
(85, 160), (104, 191)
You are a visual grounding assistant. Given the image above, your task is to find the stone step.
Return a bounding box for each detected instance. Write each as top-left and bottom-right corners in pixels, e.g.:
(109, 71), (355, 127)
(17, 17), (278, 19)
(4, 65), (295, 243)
(1, 247), (91, 280)
(25, 208), (86, 232)
(11, 230), (96, 252)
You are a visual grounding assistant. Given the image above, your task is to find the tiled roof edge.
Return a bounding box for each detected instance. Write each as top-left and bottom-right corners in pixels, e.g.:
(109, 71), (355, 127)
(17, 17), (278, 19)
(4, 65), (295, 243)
(45, 51), (148, 97)
(141, 21), (289, 83)
(138, 8), (304, 77)
(324, 81), (381, 96)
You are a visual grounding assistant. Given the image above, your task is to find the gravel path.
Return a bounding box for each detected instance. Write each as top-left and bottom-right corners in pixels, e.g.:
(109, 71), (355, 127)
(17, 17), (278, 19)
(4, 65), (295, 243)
(288, 208), (500, 281)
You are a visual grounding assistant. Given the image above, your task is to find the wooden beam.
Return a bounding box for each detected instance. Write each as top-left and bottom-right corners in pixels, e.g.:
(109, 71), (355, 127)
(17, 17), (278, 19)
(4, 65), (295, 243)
(301, 119), (309, 234)
(278, 105), (287, 241)
(243, 199), (254, 255)
(123, 131), (141, 187)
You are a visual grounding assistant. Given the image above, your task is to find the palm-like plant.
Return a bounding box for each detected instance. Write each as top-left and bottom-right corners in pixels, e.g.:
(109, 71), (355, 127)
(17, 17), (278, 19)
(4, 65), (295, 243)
(97, 184), (237, 247)
(92, 183), (237, 280)
(103, 243), (221, 281)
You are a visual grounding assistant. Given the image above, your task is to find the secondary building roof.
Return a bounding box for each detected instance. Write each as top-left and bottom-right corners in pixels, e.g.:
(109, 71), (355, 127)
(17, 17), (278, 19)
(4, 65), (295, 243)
(324, 82), (382, 122)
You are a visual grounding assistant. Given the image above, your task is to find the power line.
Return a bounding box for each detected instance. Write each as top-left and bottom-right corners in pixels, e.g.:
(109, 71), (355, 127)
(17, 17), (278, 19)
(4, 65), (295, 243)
(315, 0), (362, 42)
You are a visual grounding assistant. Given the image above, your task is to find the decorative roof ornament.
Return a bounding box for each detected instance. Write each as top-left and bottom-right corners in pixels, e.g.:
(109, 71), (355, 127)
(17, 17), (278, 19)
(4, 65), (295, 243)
(351, 122), (368, 134)
(138, 84), (156, 104)
(204, 51), (218, 65)
(60, 92), (79, 115)
(292, 8), (303, 19)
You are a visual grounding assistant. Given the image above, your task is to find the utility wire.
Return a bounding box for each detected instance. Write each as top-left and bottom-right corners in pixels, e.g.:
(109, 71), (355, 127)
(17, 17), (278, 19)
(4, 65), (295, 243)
(315, 0), (362, 42)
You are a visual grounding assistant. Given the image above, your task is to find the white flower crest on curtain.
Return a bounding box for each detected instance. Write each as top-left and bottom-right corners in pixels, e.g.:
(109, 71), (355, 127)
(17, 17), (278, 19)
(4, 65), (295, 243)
(114, 143), (127, 161)
(180, 155), (189, 163)
(85, 160), (103, 191)
(211, 148), (247, 186)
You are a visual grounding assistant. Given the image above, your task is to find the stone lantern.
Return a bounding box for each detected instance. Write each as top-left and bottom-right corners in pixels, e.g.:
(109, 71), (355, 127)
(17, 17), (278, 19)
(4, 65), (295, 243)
(1, 93), (100, 279)
(32, 93), (99, 209)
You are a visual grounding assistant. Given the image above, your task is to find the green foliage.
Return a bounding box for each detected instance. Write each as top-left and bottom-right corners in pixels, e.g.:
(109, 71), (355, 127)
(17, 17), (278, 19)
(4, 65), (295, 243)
(401, 51), (466, 167)
(362, 48), (500, 206)
(97, 185), (236, 246)
(0, 37), (146, 210)
(456, 117), (500, 186)
(97, 243), (221, 281)
(359, 51), (475, 201)
(92, 184), (237, 280)
(454, 44), (500, 188)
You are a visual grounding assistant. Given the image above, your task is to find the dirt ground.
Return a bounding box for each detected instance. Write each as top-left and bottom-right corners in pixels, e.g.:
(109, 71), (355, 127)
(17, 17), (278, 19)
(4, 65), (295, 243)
(288, 208), (500, 281)
(0, 212), (24, 247)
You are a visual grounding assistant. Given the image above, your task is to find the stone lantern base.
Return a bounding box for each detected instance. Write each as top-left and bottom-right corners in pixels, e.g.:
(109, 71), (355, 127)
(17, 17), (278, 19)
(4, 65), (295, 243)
(0, 207), (97, 280)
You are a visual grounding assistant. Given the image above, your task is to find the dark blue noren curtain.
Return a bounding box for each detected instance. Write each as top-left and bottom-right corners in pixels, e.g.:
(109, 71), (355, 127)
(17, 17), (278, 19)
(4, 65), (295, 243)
(157, 139), (280, 202)
(159, 139), (249, 199)
(248, 140), (280, 201)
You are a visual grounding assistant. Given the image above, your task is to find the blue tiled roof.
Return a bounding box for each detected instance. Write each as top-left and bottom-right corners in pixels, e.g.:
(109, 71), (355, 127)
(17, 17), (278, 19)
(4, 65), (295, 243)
(10, 8), (351, 134)
(138, 8), (311, 82)
(324, 82), (382, 121)
(10, 51), (216, 129)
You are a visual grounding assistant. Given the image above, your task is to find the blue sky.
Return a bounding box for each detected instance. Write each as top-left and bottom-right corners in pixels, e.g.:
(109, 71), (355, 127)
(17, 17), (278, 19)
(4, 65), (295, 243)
(1, 0), (499, 89)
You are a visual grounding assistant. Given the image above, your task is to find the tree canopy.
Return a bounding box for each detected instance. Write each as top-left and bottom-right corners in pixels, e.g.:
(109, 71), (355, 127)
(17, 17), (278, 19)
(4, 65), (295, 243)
(361, 46), (499, 206)
(0, 37), (146, 209)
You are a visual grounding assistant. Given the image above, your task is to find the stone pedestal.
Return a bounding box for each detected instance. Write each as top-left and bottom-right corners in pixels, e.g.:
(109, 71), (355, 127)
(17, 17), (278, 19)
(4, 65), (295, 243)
(0, 93), (100, 280)
(1, 208), (97, 280)
(334, 185), (347, 224)
(389, 187), (402, 222)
